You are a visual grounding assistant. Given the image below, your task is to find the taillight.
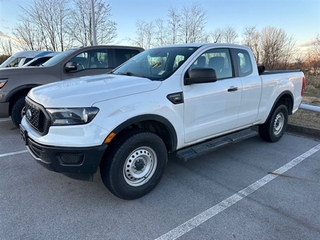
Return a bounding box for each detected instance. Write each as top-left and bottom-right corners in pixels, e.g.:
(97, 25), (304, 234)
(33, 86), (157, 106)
(301, 76), (306, 96)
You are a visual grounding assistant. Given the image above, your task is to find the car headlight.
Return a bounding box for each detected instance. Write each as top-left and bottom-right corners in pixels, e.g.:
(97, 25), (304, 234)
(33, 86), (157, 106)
(46, 107), (99, 125)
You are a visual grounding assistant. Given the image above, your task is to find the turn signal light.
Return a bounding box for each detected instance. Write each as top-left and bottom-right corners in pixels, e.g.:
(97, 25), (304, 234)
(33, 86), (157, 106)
(0, 79), (8, 89)
(104, 132), (116, 144)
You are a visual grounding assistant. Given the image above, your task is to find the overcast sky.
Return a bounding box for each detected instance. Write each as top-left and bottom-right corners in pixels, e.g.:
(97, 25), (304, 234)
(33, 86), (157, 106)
(0, 0), (319, 50)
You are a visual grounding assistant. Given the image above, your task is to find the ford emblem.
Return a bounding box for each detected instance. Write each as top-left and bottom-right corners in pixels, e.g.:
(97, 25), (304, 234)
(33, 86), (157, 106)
(26, 109), (32, 120)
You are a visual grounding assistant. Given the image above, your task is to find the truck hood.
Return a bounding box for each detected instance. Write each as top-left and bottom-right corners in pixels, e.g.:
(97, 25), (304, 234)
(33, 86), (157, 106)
(28, 74), (162, 107)
(0, 66), (42, 76)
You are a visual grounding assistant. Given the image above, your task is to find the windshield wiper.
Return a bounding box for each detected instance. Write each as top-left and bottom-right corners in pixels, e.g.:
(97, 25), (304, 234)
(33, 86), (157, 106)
(113, 72), (147, 78)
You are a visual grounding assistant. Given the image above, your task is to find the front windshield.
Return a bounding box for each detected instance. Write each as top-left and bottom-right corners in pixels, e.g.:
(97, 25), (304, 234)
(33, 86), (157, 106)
(111, 46), (199, 80)
(42, 49), (77, 67)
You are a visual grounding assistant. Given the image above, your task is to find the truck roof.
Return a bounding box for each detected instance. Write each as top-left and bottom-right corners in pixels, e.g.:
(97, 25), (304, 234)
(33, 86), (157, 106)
(156, 43), (250, 49)
(77, 45), (144, 51)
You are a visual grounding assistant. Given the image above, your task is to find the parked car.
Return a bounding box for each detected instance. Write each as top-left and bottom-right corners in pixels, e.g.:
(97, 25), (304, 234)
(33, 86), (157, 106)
(0, 50), (54, 68)
(0, 45), (144, 126)
(22, 52), (60, 67)
(20, 43), (305, 199)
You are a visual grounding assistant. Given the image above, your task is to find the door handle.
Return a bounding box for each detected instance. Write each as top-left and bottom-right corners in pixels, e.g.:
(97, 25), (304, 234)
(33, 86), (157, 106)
(228, 86), (238, 92)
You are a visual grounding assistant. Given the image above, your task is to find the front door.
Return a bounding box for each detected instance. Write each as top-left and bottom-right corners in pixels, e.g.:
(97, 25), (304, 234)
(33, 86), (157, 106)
(62, 49), (111, 80)
(183, 48), (242, 143)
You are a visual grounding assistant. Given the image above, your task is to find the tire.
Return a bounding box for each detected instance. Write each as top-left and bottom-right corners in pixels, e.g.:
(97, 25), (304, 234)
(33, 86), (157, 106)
(259, 104), (288, 142)
(100, 130), (167, 200)
(11, 96), (26, 127)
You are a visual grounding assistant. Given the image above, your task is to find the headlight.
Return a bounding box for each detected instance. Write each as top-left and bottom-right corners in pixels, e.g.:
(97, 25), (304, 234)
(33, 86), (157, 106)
(46, 107), (99, 125)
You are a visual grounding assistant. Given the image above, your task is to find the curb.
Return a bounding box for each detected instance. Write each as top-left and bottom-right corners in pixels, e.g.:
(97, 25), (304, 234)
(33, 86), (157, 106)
(287, 124), (320, 140)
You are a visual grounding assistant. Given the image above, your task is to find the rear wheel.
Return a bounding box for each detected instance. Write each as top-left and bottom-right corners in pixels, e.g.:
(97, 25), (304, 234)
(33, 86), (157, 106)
(259, 104), (288, 142)
(100, 130), (167, 200)
(11, 96), (26, 127)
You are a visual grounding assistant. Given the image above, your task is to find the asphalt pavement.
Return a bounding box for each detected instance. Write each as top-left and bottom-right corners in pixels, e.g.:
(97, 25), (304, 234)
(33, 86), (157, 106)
(1, 118), (320, 240)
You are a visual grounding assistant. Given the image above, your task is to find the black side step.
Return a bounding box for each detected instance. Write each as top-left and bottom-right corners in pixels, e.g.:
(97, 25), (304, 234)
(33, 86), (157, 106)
(176, 128), (258, 161)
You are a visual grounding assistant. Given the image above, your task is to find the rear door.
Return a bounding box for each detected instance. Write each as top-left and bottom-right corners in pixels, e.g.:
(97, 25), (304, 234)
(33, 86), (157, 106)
(230, 48), (262, 127)
(183, 48), (242, 143)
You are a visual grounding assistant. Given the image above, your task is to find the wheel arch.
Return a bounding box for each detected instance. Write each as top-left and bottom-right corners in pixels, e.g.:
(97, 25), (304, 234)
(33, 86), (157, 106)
(108, 114), (178, 153)
(266, 91), (294, 122)
(7, 84), (39, 115)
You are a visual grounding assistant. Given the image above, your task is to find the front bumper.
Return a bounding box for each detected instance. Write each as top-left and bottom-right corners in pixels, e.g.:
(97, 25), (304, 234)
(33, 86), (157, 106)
(20, 124), (107, 181)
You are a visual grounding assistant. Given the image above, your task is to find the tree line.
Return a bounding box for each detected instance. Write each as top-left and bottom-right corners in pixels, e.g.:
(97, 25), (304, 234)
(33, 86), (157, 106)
(0, 0), (319, 73)
(0, 0), (116, 53)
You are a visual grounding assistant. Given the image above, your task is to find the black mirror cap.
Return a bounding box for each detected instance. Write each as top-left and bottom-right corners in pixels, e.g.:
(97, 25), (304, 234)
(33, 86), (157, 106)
(65, 62), (78, 72)
(185, 68), (217, 85)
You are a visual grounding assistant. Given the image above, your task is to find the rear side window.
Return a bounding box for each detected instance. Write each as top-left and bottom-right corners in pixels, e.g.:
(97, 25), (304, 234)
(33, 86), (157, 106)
(88, 50), (109, 69)
(114, 49), (141, 66)
(234, 49), (253, 77)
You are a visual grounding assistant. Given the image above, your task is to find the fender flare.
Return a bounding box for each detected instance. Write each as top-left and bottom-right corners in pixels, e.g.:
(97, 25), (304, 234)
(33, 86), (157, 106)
(266, 90), (294, 121)
(112, 114), (178, 152)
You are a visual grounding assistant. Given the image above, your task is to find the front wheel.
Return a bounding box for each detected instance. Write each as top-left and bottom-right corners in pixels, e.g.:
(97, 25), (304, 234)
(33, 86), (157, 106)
(100, 130), (167, 200)
(259, 104), (288, 142)
(11, 96), (26, 127)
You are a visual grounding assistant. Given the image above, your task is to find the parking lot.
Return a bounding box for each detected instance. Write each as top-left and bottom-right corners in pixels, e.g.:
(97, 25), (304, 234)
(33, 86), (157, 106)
(1, 117), (320, 240)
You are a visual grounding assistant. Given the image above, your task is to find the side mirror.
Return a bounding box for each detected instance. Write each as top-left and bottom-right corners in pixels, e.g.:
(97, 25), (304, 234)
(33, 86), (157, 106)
(65, 62), (78, 72)
(184, 68), (217, 85)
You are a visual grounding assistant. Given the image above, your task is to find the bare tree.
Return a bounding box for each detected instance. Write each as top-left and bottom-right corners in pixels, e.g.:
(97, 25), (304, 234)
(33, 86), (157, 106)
(179, 4), (207, 43)
(130, 20), (155, 49)
(131, 4), (208, 48)
(260, 26), (295, 69)
(154, 18), (169, 47)
(66, 0), (117, 46)
(210, 28), (223, 43)
(305, 35), (320, 75)
(0, 37), (13, 55)
(13, 19), (44, 50)
(222, 26), (238, 43)
(210, 27), (238, 44)
(167, 7), (181, 44)
(12, 0), (116, 51)
(13, 0), (68, 51)
(280, 35), (296, 69)
(242, 26), (261, 63)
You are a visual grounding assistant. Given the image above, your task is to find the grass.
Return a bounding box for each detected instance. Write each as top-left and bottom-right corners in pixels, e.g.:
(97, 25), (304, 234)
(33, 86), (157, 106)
(288, 87), (320, 130)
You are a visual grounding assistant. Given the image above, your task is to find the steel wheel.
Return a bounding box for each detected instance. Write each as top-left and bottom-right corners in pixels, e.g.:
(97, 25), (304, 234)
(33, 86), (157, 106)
(259, 104), (288, 142)
(273, 112), (285, 136)
(123, 146), (157, 187)
(100, 130), (167, 200)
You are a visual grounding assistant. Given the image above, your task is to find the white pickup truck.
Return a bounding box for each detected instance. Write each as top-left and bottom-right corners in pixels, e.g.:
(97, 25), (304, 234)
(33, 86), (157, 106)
(20, 43), (306, 200)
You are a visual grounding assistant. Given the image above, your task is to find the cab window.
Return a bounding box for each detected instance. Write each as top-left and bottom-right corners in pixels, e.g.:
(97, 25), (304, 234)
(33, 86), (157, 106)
(68, 49), (110, 71)
(232, 49), (253, 77)
(190, 48), (233, 80)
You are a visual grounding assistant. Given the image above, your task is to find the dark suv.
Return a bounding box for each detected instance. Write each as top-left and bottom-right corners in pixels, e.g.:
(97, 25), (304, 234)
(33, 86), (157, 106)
(0, 45), (144, 126)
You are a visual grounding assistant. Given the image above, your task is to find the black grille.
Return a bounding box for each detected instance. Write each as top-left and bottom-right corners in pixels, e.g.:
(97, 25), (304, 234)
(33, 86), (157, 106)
(25, 97), (51, 135)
